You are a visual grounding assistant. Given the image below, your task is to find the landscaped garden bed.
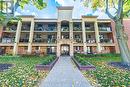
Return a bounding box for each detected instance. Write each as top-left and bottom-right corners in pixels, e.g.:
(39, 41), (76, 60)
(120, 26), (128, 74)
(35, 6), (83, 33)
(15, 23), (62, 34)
(72, 56), (95, 71)
(36, 55), (58, 71)
(0, 55), (56, 87)
(0, 64), (13, 72)
(108, 62), (130, 71)
(75, 53), (130, 87)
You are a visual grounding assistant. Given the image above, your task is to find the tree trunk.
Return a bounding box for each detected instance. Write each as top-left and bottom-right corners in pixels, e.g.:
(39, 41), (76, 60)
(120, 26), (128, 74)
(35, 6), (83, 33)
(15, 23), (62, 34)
(0, 25), (3, 39)
(115, 19), (130, 64)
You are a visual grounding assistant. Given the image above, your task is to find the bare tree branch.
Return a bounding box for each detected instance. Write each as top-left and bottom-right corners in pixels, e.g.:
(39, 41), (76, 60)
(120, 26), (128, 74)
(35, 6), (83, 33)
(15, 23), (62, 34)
(105, 0), (115, 19)
(112, 0), (118, 11)
(117, 0), (123, 18)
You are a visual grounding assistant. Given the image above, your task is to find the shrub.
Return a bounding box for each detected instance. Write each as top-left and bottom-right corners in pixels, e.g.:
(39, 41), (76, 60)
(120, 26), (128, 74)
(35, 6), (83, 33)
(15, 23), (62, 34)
(41, 55), (56, 65)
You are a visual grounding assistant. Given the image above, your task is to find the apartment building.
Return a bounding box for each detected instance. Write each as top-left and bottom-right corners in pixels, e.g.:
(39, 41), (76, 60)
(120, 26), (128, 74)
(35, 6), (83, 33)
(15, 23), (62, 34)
(0, 6), (128, 57)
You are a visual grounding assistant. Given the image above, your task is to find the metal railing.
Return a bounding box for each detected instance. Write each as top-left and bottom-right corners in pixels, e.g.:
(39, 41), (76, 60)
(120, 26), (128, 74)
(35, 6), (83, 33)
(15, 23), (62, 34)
(73, 27), (82, 31)
(100, 38), (113, 43)
(33, 38), (56, 43)
(19, 38), (29, 43)
(85, 27), (95, 31)
(34, 27), (57, 31)
(0, 38), (15, 43)
(61, 27), (69, 31)
(99, 27), (111, 31)
(86, 39), (96, 43)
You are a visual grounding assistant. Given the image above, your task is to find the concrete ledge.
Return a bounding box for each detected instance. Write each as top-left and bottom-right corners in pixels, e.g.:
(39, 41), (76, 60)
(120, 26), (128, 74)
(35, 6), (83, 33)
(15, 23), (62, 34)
(72, 57), (96, 71)
(35, 57), (59, 71)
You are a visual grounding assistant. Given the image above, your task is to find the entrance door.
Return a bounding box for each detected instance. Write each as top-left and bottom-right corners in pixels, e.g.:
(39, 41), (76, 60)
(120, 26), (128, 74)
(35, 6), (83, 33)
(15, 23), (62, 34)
(61, 45), (70, 55)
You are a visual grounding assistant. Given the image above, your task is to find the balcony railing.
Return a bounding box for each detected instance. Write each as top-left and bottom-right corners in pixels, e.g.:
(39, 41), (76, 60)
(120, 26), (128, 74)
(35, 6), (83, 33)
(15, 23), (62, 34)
(19, 38), (29, 43)
(74, 39), (83, 43)
(61, 35), (69, 39)
(33, 38), (56, 43)
(21, 25), (30, 31)
(99, 27), (111, 32)
(100, 38), (113, 43)
(61, 27), (69, 31)
(73, 27), (82, 31)
(85, 27), (95, 31)
(1, 38), (15, 43)
(86, 39), (96, 43)
(47, 27), (57, 31)
(3, 26), (17, 31)
(34, 27), (57, 31)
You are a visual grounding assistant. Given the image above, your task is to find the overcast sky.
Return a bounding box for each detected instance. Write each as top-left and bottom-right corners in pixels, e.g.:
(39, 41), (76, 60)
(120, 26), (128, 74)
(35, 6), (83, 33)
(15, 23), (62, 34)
(15, 0), (110, 19)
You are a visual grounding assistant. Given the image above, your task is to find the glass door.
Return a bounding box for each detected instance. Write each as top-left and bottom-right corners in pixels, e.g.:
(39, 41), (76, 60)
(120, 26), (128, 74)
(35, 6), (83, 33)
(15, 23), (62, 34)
(61, 45), (70, 55)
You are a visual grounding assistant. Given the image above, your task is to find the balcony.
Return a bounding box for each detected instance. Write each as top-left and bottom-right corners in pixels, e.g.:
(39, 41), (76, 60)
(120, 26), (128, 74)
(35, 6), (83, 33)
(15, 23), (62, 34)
(86, 39), (96, 43)
(61, 34), (69, 39)
(73, 22), (82, 31)
(100, 38), (113, 43)
(34, 26), (57, 31)
(3, 25), (17, 32)
(21, 23), (31, 31)
(33, 38), (56, 43)
(99, 27), (111, 32)
(85, 27), (95, 31)
(73, 27), (82, 31)
(19, 38), (29, 43)
(85, 22), (95, 31)
(1, 38), (14, 43)
(74, 39), (83, 43)
(47, 39), (57, 43)
(34, 26), (44, 31)
(47, 27), (57, 31)
(61, 27), (69, 32)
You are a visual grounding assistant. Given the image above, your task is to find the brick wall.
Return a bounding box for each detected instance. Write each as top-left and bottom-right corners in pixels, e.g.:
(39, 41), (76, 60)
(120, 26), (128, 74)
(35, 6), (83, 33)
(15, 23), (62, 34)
(123, 19), (130, 49)
(111, 19), (130, 53)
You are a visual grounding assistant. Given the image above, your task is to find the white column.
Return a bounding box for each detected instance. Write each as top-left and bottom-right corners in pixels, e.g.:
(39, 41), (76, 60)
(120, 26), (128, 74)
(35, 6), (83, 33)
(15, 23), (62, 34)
(69, 21), (73, 39)
(82, 21), (87, 53)
(13, 21), (22, 55)
(57, 22), (61, 57)
(69, 21), (74, 56)
(95, 21), (101, 53)
(27, 20), (34, 54)
(57, 22), (61, 40)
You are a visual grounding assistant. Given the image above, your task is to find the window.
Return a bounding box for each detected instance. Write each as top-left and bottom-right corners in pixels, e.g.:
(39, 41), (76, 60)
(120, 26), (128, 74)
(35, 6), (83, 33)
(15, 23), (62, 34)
(101, 47), (106, 50)
(35, 46), (39, 50)
(10, 47), (13, 49)
(24, 47), (28, 50)
(87, 47), (92, 54)
(88, 35), (91, 38)
(76, 46), (80, 51)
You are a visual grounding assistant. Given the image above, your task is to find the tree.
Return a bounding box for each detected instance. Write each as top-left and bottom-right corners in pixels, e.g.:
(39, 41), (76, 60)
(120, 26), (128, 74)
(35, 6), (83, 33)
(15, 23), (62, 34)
(0, 0), (47, 25)
(82, 0), (130, 64)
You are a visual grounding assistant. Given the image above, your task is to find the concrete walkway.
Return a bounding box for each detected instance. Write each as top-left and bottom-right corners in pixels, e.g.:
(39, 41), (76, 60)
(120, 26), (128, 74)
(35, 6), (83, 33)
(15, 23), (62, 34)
(39, 56), (92, 87)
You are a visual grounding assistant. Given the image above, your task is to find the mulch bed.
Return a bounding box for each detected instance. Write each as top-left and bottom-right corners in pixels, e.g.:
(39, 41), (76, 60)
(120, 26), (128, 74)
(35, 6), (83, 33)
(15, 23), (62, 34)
(0, 64), (13, 72)
(108, 62), (130, 71)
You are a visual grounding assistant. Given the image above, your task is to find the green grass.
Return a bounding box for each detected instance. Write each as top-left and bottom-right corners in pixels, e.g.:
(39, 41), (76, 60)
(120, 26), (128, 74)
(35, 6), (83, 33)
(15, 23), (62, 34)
(0, 55), (55, 87)
(75, 53), (130, 87)
(74, 56), (92, 66)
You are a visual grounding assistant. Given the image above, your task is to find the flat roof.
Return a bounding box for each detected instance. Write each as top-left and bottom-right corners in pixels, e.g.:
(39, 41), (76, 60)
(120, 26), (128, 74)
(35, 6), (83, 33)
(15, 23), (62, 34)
(57, 6), (74, 10)
(17, 15), (35, 18)
(82, 15), (98, 18)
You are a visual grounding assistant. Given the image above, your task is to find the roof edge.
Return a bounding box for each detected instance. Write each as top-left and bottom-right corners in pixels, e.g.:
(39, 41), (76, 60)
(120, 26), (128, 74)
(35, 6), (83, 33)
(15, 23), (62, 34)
(57, 6), (74, 10)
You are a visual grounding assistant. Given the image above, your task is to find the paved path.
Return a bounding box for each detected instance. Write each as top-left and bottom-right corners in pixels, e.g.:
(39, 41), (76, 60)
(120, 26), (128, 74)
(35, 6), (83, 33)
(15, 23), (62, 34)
(39, 56), (92, 87)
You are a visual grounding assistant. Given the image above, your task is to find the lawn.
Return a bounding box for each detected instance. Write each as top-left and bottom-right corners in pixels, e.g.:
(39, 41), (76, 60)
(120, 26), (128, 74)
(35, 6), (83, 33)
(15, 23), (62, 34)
(74, 53), (130, 87)
(0, 55), (55, 87)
